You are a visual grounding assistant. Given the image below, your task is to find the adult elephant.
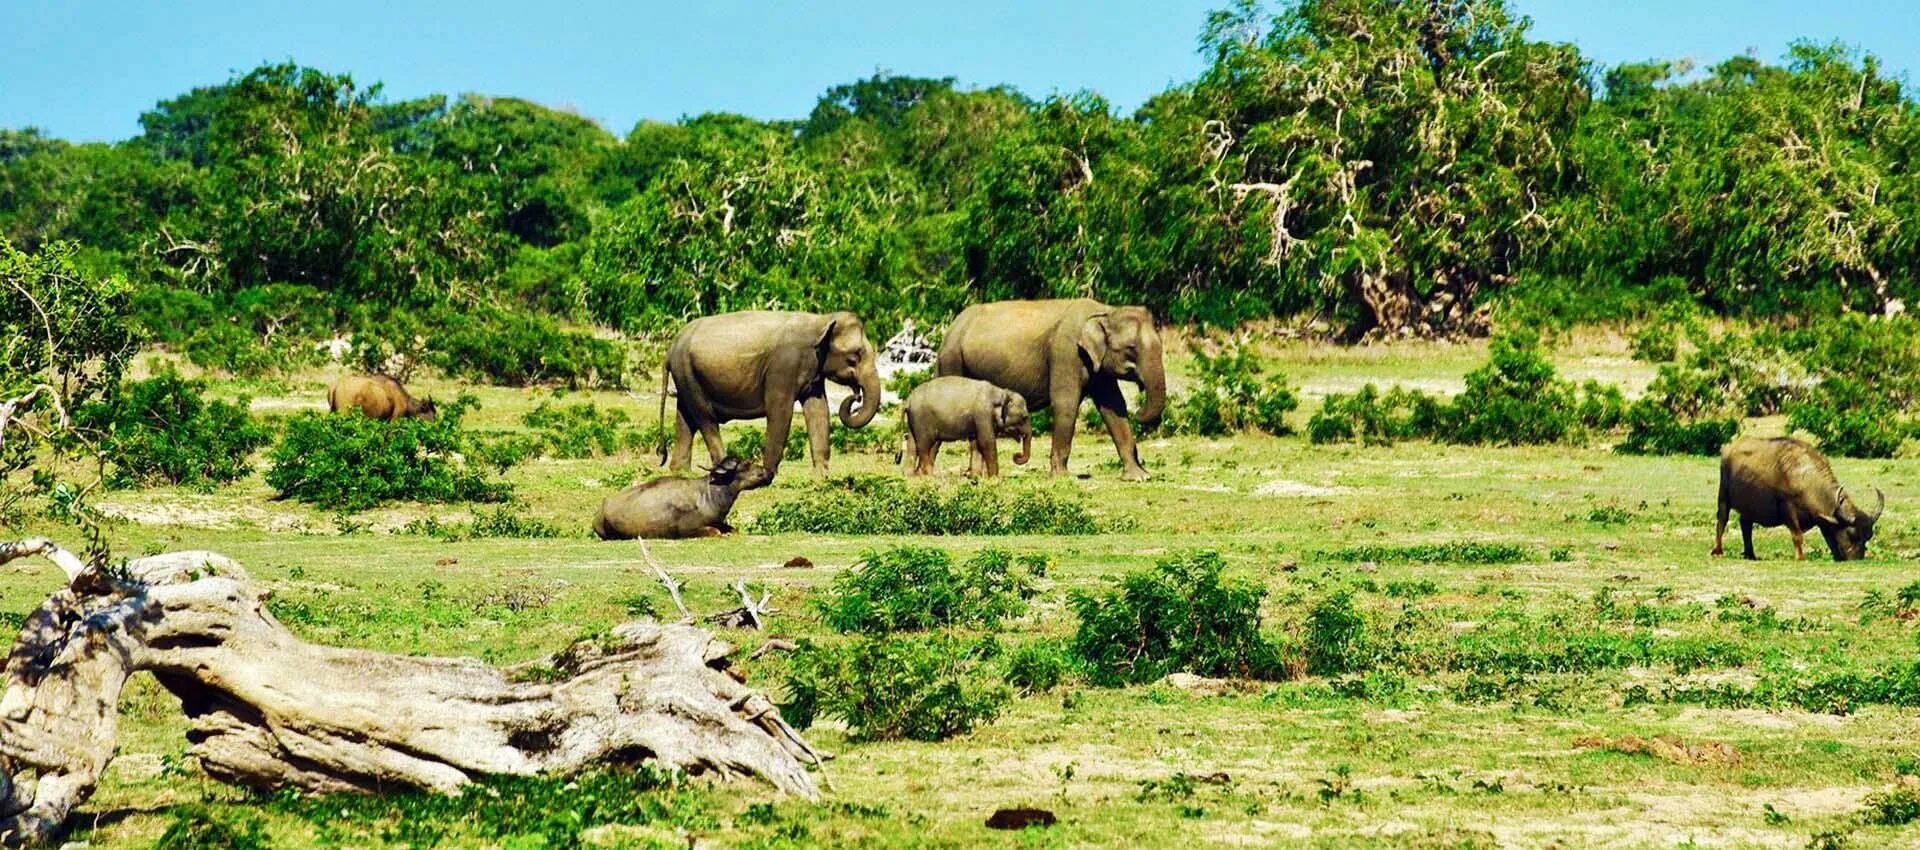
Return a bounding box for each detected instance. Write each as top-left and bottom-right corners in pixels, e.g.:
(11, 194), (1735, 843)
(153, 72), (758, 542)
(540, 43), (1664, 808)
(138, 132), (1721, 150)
(660, 310), (882, 484)
(936, 299), (1166, 481)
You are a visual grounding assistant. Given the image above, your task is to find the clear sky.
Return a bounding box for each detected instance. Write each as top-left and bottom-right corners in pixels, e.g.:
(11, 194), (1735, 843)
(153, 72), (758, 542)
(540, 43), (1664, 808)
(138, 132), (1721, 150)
(3, 0), (1918, 143)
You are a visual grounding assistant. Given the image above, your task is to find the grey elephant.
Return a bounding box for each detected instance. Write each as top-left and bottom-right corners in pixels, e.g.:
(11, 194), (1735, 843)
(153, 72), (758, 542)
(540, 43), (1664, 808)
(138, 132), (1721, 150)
(659, 310), (882, 484)
(594, 457), (765, 540)
(897, 376), (1033, 477)
(936, 299), (1166, 481)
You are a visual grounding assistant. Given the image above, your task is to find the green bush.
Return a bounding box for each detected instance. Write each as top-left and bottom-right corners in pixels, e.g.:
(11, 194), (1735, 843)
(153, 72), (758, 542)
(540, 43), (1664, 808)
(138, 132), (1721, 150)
(1303, 591), (1375, 675)
(183, 320), (304, 377)
(748, 476), (1111, 535)
(726, 425), (807, 463)
(885, 366), (936, 400)
(1317, 541), (1528, 564)
(1003, 638), (1073, 694)
(1159, 343), (1299, 436)
(1862, 788), (1920, 826)
(1308, 384), (1445, 445)
(1617, 398), (1738, 456)
(268, 766), (680, 849)
(155, 806), (270, 850)
(782, 635), (1009, 742)
(1788, 380), (1906, 459)
(265, 398), (511, 510)
(1307, 332), (1619, 446)
(818, 546), (1041, 633)
(432, 310), (627, 388)
(77, 370), (272, 489)
(522, 399), (645, 458)
(1069, 551), (1281, 686)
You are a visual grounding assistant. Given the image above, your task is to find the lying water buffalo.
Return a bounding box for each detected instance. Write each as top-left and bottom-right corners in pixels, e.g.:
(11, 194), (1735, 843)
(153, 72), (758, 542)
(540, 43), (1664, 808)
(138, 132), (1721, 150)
(327, 374), (436, 421)
(1715, 437), (1885, 561)
(594, 457), (765, 540)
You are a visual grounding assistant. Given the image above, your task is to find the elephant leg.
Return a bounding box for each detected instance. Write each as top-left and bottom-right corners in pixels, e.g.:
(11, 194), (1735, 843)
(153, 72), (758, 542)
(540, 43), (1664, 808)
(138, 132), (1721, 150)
(802, 396), (832, 476)
(974, 410), (1000, 477)
(761, 398), (798, 481)
(1712, 502), (1729, 557)
(668, 408), (696, 472)
(1047, 390), (1081, 478)
(699, 421), (726, 466)
(1088, 378), (1150, 482)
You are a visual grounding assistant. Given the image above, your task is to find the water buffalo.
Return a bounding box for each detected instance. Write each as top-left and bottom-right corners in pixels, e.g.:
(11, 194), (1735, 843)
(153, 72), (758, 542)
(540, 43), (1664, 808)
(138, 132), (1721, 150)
(1714, 437), (1885, 561)
(327, 374), (436, 422)
(594, 457), (765, 540)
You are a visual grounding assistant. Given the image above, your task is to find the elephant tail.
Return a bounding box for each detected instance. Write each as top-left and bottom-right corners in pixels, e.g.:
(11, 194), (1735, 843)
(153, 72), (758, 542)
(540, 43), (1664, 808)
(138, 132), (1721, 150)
(657, 363), (672, 466)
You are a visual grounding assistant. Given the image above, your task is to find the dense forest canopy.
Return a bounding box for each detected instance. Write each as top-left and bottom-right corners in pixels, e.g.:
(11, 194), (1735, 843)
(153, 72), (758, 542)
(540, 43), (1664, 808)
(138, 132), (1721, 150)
(3, 0), (1917, 357)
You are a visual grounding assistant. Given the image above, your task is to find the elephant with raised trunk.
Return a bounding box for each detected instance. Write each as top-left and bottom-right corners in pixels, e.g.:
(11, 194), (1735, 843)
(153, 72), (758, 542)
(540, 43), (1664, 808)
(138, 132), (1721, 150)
(660, 310), (882, 484)
(936, 299), (1166, 481)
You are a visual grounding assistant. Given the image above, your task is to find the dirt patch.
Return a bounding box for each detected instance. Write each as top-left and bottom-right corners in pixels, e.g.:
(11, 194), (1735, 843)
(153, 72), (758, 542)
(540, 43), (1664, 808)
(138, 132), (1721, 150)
(1574, 734), (1741, 767)
(249, 397), (325, 412)
(1252, 479), (1352, 497)
(98, 497), (310, 532)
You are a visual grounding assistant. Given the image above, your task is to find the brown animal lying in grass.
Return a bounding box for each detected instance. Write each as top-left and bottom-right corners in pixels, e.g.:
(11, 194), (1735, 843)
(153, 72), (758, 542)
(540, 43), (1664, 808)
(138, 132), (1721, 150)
(1715, 436), (1884, 561)
(327, 374), (436, 421)
(594, 457), (767, 540)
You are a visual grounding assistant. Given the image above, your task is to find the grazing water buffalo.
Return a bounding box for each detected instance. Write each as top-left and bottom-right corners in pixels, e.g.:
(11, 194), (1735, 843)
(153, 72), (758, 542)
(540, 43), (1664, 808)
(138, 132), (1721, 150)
(1715, 437), (1885, 561)
(594, 457), (764, 540)
(327, 374), (436, 422)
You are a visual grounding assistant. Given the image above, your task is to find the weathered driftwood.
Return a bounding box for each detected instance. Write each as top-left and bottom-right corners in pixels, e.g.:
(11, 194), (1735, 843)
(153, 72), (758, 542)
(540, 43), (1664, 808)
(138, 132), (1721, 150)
(0, 539), (820, 847)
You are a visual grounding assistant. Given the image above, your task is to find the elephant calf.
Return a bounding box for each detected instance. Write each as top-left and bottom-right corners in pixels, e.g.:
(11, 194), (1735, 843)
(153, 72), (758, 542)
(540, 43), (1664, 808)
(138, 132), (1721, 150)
(328, 374), (436, 422)
(594, 457), (765, 540)
(898, 376), (1032, 477)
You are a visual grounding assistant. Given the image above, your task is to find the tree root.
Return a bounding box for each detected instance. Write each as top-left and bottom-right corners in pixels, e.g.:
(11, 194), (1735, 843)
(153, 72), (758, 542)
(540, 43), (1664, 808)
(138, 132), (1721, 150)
(0, 540), (820, 847)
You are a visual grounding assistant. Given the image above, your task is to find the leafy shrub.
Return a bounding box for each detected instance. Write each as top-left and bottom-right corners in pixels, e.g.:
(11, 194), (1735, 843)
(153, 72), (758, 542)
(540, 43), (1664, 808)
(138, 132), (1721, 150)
(265, 398), (511, 510)
(522, 399), (644, 458)
(1069, 551), (1281, 686)
(183, 320), (302, 377)
(77, 370), (272, 489)
(1308, 332), (1619, 446)
(1788, 380), (1905, 458)
(1159, 343), (1299, 436)
(885, 366), (936, 400)
(748, 476), (1111, 535)
(1628, 321), (1679, 363)
(782, 635), (1009, 742)
(432, 309), (626, 388)
(1862, 788), (1920, 826)
(1308, 384), (1445, 445)
(1617, 398), (1738, 456)
(818, 546), (1041, 633)
(727, 425), (806, 463)
(1003, 638), (1073, 694)
(466, 505), (567, 539)
(269, 766), (681, 849)
(1303, 591), (1375, 675)
(156, 806), (270, 850)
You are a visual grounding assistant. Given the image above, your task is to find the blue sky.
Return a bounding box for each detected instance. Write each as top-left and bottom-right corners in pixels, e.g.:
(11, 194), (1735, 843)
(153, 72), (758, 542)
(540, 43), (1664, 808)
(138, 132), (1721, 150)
(4, 0), (1918, 142)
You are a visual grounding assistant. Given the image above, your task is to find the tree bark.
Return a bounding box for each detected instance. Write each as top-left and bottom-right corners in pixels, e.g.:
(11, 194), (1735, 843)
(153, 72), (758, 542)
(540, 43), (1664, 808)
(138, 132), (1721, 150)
(0, 539), (820, 847)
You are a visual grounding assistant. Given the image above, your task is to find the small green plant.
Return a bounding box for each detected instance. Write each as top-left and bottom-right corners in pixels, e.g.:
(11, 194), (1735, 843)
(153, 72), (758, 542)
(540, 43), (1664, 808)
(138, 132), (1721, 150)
(522, 399), (645, 458)
(1304, 590), (1375, 675)
(818, 546), (1041, 633)
(155, 806), (271, 850)
(1861, 788), (1920, 825)
(1317, 541), (1528, 564)
(749, 476), (1111, 535)
(1003, 638), (1073, 694)
(265, 397), (511, 510)
(76, 369), (273, 489)
(782, 635), (1009, 742)
(1158, 342), (1299, 437)
(1069, 551), (1281, 686)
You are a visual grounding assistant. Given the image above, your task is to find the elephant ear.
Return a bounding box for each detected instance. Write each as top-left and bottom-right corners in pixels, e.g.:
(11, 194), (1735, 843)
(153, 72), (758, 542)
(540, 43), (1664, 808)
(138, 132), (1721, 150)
(1078, 313), (1112, 368)
(995, 391), (1012, 428)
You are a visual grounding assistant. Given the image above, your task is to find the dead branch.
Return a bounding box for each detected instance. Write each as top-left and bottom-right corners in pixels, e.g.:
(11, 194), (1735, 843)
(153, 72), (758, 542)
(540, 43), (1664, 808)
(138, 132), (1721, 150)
(0, 542), (819, 847)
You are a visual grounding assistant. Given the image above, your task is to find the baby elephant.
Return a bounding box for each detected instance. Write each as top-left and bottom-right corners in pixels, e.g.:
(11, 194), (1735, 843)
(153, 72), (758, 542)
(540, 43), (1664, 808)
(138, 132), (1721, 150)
(899, 376), (1032, 477)
(594, 457), (766, 540)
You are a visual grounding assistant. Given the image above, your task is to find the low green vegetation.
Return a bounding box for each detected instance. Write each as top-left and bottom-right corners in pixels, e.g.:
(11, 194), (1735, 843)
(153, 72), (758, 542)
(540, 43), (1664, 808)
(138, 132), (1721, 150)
(76, 369), (273, 490)
(747, 475), (1114, 535)
(264, 398), (512, 510)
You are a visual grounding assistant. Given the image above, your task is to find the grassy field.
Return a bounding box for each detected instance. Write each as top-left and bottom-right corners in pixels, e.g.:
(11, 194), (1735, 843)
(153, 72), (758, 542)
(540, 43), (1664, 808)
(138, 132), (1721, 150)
(15, 331), (1920, 849)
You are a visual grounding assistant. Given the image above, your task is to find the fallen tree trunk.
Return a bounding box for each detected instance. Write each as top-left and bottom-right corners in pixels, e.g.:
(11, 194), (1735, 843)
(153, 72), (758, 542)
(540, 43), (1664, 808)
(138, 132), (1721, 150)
(0, 539), (820, 846)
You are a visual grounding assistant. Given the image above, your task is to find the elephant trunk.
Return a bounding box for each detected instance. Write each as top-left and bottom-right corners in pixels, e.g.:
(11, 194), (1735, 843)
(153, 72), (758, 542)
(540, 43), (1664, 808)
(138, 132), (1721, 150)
(839, 359), (882, 428)
(1013, 428), (1032, 465)
(1134, 338), (1168, 426)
